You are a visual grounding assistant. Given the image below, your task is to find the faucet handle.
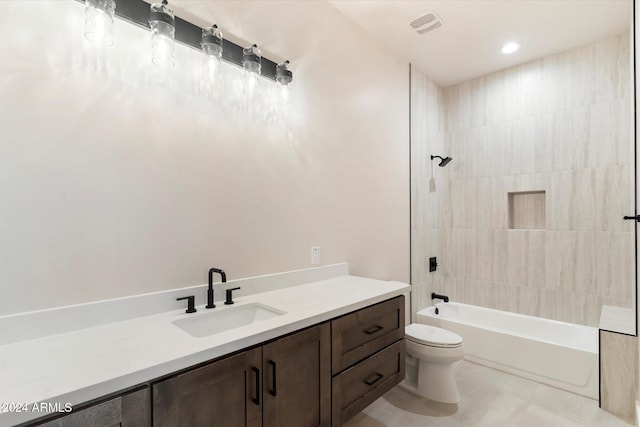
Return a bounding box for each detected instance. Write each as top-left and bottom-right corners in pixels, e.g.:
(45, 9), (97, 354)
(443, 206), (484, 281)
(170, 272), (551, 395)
(177, 296), (197, 313)
(225, 287), (241, 305)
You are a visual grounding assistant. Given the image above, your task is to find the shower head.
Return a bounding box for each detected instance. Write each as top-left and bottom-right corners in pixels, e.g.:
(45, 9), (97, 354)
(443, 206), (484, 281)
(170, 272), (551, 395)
(431, 155), (452, 167)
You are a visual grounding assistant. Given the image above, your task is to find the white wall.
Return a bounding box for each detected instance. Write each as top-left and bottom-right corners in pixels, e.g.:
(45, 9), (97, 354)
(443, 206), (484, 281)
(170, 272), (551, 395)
(0, 1), (410, 315)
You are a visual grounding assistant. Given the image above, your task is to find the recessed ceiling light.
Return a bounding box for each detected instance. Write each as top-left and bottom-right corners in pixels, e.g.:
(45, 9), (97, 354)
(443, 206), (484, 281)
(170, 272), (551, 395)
(501, 42), (520, 55)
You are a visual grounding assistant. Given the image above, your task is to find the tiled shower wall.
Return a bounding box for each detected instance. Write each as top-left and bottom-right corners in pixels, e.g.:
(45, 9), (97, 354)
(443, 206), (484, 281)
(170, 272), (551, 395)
(411, 34), (633, 326)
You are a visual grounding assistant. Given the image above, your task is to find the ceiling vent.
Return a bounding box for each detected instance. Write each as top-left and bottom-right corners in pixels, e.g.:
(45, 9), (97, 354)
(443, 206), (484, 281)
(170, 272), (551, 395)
(410, 11), (443, 34)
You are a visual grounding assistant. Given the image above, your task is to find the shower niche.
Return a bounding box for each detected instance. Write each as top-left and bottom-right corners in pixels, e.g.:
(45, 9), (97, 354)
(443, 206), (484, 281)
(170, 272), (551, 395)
(508, 191), (546, 230)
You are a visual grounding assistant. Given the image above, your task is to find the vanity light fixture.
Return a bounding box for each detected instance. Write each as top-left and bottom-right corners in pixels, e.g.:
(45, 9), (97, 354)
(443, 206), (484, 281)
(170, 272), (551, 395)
(275, 60), (293, 103)
(242, 44), (262, 97)
(201, 24), (223, 60)
(149, 0), (176, 67)
(84, 0), (116, 46)
(201, 24), (224, 95)
(275, 60), (293, 86)
(501, 42), (520, 55)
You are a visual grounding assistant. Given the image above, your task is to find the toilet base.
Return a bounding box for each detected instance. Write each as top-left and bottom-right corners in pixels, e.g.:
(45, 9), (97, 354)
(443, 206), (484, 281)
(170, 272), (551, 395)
(417, 359), (460, 404)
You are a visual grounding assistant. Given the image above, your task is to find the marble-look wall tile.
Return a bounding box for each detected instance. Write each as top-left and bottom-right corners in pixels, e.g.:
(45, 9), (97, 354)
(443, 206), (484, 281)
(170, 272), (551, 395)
(519, 287), (559, 319)
(462, 229), (477, 278)
(489, 120), (512, 178)
(553, 291), (601, 326)
(463, 279), (493, 307)
(548, 169), (595, 231)
(462, 179), (477, 229)
(537, 288), (559, 321)
(503, 66), (523, 122)
(415, 180), (441, 230)
(542, 44), (596, 112)
(601, 295), (634, 310)
(545, 231), (595, 294)
(526, 231), (546, 288)
(515, 60), (543, 119)
(507, 230), (528, 286)
(441, 228), (465, 278)
(492, 178), (508, 229)
(483, 69), (507, 125)
(551, 107), (594, 171)
(534, 112), (554, 173)
(431, 275), (464, 304)
(471, 126), (491, 178)
(600, 330), (637, 423)
(469, 76), (487, 129)
(446, 80), (472, 132)
(595, 33), (631, 103)
(595, 165), (632, 231)
(445, 179), (465, 229)
(508, 116), (536, 175)
(414, 36), (631, 326)
(591, 98), (632, 168)
(476, 178), (493, 229)
(595, 231), (633, 300)
(491, 230), (508, 284)
(411, 65), (447, 314)
(476, 230), (493, 281)
(448, 129), (469, 181)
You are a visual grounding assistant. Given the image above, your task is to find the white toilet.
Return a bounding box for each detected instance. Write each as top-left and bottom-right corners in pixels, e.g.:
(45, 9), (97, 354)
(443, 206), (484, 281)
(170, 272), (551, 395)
(402, 323), (464, 404)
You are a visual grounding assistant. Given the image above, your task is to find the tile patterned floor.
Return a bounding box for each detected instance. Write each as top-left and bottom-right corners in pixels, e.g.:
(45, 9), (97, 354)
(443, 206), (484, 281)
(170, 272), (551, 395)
(343, 361), (634, 427)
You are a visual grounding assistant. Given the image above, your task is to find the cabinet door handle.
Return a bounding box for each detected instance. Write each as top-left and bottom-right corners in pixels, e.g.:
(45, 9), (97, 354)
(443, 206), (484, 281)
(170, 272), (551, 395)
(363, 325), (384, 335)
(268, 360), (277, 397)
(251, 366), (260, 405)
(364, 372), (384, 386)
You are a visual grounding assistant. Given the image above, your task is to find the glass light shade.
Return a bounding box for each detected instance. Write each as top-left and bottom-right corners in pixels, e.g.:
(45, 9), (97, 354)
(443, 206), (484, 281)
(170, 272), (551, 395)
(84, 0), (116, 46)
(242, 44), (261, 76)
(201, 25), (223, 59)
(275, 61), (293, 87)
(242, 44), (261, 99)
(200, 24), (224, 99)
(149, 1), (175, 67)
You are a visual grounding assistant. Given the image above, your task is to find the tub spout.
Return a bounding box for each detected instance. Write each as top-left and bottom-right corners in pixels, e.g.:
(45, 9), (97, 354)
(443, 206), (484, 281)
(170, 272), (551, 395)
(431, 292), (449, 303)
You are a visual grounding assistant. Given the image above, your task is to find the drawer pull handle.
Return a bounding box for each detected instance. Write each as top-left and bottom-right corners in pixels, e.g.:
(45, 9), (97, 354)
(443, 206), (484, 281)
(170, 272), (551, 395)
(251, 366), (260, 405)
(363, 325), (384, 335)
(364, 372), (384, 386)
(268, 360), (277, 397)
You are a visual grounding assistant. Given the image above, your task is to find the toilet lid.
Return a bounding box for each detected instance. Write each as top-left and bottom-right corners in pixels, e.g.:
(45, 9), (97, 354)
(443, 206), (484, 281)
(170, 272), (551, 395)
(405, 324), (463, 347)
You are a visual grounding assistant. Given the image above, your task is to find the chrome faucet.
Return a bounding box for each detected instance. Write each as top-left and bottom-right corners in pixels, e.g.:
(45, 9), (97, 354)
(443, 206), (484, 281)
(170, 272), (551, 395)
(207, 268), (226, 309)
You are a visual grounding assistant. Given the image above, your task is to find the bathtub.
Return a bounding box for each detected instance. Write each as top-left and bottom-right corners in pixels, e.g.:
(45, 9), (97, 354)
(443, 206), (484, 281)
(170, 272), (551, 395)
(417, 302), (599, 399)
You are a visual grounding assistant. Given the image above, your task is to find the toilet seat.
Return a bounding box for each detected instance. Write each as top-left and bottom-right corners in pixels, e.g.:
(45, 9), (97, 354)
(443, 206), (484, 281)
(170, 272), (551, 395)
(405, 323), (462, 348)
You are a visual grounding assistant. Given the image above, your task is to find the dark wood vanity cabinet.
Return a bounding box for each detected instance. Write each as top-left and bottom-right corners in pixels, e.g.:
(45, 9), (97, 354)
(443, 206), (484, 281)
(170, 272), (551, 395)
(152, 323), (331, 427)
(263, 323), (331, 427)
(331, 296), (406, 426)
(153, 347), (262, 427)
(34, 386), (150, 427)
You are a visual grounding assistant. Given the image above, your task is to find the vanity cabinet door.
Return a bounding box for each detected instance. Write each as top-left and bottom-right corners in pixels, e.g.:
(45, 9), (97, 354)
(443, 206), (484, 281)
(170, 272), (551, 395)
(153, 347), (262, 427)
(34, 386), (150, 427)
(262, 323), (331, 427)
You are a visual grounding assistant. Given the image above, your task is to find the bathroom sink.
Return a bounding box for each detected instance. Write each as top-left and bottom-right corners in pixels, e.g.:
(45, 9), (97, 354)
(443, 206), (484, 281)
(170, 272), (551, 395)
(173, 303), (286, 338)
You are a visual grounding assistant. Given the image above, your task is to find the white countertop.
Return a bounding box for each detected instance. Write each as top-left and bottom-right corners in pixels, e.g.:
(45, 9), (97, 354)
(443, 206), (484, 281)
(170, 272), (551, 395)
(0, 275), (409, 426)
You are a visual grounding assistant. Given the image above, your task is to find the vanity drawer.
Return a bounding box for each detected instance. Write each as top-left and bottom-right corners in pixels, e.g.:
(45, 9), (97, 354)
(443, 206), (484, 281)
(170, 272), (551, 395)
(331, 295), (404, 374)
(331, 339), (405, 426)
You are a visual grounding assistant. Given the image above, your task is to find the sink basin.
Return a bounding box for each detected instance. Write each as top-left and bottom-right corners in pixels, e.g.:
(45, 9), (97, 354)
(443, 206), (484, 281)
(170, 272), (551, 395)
(173, 303), (286, 338)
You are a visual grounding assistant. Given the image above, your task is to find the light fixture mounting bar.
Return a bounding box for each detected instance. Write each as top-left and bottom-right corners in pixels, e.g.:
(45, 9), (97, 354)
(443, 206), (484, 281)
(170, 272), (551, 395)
(78, 0), (278, 81)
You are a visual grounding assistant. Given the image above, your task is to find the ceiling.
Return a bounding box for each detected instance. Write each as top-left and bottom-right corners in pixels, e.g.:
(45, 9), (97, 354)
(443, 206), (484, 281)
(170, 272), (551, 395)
(327, 0), (631, 87)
